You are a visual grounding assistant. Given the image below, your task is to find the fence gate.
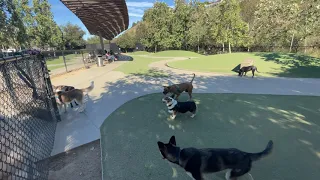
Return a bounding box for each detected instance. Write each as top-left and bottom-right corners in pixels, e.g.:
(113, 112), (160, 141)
(0, 55), (60, 179)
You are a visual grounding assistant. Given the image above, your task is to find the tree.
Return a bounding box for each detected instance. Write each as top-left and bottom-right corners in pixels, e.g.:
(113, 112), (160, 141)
(87, 36), (109, 44)
(140, 2), (173, 52)
(116, 32), (136, 52)
(296, 0), (320, 53)
(170, 0), (192, 49)
(187, 1), (210, 53)
(239, 0), (260, 26)
(216, 0), (249, 53)
(61, 22), (86, 49)
(32, 0), (61, 49)
(0, 0), (30, 49)
(251, 0), (300, 50)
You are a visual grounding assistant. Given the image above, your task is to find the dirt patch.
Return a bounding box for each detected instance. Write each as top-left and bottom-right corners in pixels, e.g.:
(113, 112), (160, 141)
(48, 140), (101, 180)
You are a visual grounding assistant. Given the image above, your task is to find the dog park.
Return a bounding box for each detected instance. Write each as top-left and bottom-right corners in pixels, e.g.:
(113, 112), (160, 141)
(1, 0), (320, 180)
(44, 50), (320, 180)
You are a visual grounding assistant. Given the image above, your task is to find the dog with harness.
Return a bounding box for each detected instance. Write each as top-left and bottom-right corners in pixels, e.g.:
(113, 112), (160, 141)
(163, 73), (195, 100)
(162, 96), (197, 120)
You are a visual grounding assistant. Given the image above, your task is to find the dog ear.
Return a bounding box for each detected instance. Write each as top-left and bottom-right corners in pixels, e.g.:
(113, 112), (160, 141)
(169, 136), (176, 146)
(157, 141), (165, 150)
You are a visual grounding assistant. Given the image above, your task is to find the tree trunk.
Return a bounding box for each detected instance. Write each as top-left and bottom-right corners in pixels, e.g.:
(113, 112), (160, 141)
(222, 43), (225, 53)
(289, 33), (294, 53)
(228, 42), (231, 54)
(197, 36), (200, 53)
(247, 47), (250, 52)
(304, 38), (307, 54)
(155, 45), (157, 53)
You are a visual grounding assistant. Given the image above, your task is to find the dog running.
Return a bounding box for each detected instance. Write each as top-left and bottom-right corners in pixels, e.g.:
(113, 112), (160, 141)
(163, 73), (195, 100)
(162, 96), (197, 120)
(238, 66), (259, 78)
(55, 81), (94, 113)
(52, 84), (79, 108)
(157, 136), (273, 180)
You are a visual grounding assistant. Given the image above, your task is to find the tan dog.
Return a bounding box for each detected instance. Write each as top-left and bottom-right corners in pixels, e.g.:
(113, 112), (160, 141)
(55, 81), (94, 113)
(52, 84), (79, 108)
(163, 73), (195, 100)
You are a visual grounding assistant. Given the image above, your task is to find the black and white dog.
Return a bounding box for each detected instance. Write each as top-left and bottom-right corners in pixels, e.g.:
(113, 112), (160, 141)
(158, 136), (273, 180)
(162, 96), (197, 120)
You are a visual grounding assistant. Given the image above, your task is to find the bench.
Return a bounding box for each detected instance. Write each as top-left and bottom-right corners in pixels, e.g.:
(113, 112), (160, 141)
(240, 59), (254, 69)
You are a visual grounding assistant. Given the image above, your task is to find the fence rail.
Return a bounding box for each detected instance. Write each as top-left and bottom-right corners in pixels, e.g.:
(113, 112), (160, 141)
(0, 54), (59, 179)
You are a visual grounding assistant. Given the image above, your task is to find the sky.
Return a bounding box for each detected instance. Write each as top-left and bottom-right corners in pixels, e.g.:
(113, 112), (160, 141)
(49, 0), (177, 40)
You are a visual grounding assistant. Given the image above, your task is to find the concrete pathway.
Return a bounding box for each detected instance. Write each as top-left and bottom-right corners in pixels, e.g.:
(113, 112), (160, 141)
(50, 56), (320, 155)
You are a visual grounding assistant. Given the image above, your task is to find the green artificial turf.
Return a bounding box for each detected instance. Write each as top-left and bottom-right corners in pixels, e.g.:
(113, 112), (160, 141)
(100, 93), (320, 180)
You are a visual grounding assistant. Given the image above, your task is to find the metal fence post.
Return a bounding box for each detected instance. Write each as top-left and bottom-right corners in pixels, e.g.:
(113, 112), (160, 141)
(81, 50), (87, 69)
(62, 50), (68, 72)
(39, 54), (61, 122)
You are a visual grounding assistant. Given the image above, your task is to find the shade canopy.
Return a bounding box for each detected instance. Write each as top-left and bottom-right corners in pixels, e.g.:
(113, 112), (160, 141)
(60, 0), (129, 40)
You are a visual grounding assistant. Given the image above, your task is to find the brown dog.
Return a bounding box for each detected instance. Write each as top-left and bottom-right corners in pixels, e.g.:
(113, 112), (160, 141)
(52, 84), (79, 108)
(55, 81), (94, 113)
(163, 73), (195, 100)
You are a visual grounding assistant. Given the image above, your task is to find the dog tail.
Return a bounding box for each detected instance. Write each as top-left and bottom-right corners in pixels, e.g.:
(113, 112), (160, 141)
(81, 81), (94, 93)
(190, 73), (195, 83)
(249, 140), (273, 161)
(256, 67), (260, 73)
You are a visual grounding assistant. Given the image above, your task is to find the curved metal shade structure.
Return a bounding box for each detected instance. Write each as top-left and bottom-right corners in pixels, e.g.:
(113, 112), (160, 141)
(60, 0), (129, 40)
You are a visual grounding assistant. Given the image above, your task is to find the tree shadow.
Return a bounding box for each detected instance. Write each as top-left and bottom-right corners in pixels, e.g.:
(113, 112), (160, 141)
(131, 68), (169, 78)
(254, 52), (320, 78)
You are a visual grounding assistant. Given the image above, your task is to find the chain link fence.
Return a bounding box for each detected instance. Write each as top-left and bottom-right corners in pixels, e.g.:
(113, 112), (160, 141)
(41, 49), (96, 77)
(0, 54), (60, 179)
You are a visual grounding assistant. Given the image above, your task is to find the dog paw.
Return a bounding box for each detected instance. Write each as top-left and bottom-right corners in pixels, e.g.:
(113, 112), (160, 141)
(225, 170), (231, 180)
(190, 114), (195, 118)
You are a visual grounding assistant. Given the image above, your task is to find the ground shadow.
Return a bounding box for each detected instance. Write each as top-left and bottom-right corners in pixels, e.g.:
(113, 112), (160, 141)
(100, 93), (320, 180)
(231, 64), (241, 73)
(254, 52), (320, 78)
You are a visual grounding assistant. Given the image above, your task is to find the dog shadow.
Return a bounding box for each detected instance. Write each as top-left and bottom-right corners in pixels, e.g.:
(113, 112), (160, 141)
(231, 64), (241, 73)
